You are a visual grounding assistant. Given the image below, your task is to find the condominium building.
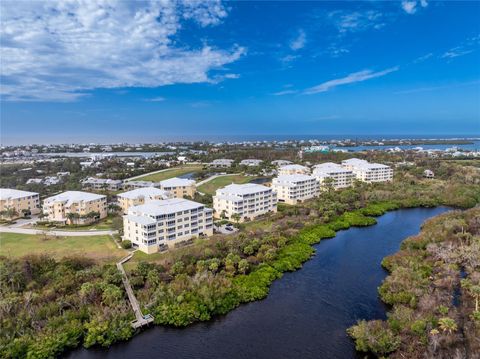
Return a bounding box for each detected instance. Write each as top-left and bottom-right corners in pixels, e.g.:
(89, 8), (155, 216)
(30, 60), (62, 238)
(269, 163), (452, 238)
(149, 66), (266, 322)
(213, 183), (277, 222)
(210, 159), (235, 168)
(341, 158), (393, 183)
(117, 187), (173, 214)
(124, 181), (158, 190)
(123, 198), (213, 254)
(271, 175), (319, 205)
(271, 160), (292, 167)
(277, 164), (310, 176)
(43, 191), (107, 223)
(82, 177), (123, 191)
(0, 189), (40, 217)
(240, 159), (263, 167)
(159, 177), (196, 198)
(313, 162), (355, 189)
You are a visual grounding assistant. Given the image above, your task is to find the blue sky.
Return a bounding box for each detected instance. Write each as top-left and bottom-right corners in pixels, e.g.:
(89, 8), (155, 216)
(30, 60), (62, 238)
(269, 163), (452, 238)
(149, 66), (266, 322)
(1, 0), (479, 144)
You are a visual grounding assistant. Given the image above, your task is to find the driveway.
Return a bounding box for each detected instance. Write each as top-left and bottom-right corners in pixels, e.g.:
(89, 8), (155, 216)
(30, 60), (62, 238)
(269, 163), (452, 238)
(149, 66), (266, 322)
(7, 215), (40, 228)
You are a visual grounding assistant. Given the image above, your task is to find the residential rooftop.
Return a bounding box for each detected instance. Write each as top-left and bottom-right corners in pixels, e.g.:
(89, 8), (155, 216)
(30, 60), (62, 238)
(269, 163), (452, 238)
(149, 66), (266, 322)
(159, 177), (196, 187)
(0, 188), (39, 200)
(128, 198), (208, 216)
(118, 187), (171, 200)
(216, 183), (271, 196)
(44, 191), (105, 206)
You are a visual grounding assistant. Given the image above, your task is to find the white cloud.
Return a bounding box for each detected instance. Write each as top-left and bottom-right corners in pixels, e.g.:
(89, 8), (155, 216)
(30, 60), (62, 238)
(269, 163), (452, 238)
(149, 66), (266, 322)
(401, 1), (417, 14)
(329, 10), (385, 34)
(271, 90), (297, 96)
(290, 30), (306, 51)
(442, 47), (474, 59)
(401, 0), (427, 14)
(144, 97), (166, 102)
(414, 52), (433, 63)
(304, 67), (399, 94)
(0, 0), (244, 101)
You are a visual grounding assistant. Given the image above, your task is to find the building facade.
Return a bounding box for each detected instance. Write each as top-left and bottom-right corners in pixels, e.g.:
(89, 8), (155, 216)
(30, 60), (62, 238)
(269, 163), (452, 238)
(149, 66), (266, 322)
(82, 177), (123, 191)
(43, 191), (107, 223)
(117, 187), (173, 214)
(213, 183), (277, 222)
(0, 189), (40, 217)
(123, 198), (213, 254)
(159, 177), (196, 198)
(312, 162), (355, 189)
(210, 159), (235, 168)
(240, 159), (263, 167)
(271, 160), (292, 167)
(271, 174), (319, 205)
(341, 158), (393, 183)
(277, 164), (310, 176)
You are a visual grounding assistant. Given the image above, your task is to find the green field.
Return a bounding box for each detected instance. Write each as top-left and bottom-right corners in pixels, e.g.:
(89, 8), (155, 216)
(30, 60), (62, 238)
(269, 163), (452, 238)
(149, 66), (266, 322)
(197, 174), (267, 195)
(134, 164), (204, 182)
(0, 232), (126, 262)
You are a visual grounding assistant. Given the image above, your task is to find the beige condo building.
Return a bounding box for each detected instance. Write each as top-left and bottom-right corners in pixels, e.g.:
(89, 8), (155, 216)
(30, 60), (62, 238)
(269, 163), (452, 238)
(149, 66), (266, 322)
(159, 177), (196, 198)
(312, 162), (355, 189)
(123, 198), (213, 254)
(43, 191), (107, 223)
(0, 189), (40, 217)
(213, 183), (277, 222)
(277, 164), (311, 176)
(271, 174), (320, 205)
(117, 187), (173, 214)
(341, 158), (393, 183)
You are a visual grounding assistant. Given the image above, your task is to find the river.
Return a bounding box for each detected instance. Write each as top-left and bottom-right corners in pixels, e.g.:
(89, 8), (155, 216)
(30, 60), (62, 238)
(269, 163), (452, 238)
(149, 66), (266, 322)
(67, 207), (451, 359)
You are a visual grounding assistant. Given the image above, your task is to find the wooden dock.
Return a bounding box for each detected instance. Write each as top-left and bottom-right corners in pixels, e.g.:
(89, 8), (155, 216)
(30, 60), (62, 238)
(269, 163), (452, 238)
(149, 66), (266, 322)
(117, 252), (154, 329)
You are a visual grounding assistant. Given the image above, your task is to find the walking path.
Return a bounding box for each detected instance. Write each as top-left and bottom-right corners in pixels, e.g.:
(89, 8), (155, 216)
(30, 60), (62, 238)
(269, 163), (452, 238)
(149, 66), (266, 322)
(117, 251), (154, 329)
(0, 226), (117, 236)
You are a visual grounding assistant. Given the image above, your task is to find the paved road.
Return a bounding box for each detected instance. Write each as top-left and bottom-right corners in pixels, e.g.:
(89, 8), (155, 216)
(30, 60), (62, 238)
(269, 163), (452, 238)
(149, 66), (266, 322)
(0, 226), (117, 236)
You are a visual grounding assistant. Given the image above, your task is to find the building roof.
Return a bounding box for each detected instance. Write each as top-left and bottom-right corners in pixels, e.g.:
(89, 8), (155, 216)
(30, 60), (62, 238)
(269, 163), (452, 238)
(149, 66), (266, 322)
(159, 177), (196, 187)
(211, 158), (234, 163)
(118, 187), (171, 200)
(124, 214), (157, 226)
(0, 188), (39, 200)
(128, 198), (206, 216)
(215, 183), (271, 196)
(313, 162), (352, 174)
(44, 191), (105, 206)
(342, 158), (390, 170)
(278, 164), (309, 171)
(273, 174), (316, 186)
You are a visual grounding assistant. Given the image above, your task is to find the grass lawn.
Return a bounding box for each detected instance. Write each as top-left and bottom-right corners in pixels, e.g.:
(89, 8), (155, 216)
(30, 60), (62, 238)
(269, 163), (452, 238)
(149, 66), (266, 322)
(0, 232), (126, 262)
(198, 174), (264, 195)
(134, 164), (204, 182)
(31, 214), (117, 231)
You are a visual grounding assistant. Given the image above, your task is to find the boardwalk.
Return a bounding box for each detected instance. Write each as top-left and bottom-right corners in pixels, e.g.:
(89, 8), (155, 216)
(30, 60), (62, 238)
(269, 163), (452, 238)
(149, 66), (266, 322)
(117, 252), (154, 329)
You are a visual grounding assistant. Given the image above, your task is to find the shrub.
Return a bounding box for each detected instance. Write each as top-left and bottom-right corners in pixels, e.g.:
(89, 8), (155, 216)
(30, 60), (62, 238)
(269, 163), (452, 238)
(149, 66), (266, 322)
(120, 240), (132, 249)
(347, 320), (400, 356)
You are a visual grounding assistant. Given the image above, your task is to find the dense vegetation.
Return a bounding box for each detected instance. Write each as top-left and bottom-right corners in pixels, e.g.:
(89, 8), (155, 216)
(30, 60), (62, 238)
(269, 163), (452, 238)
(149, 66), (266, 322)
(0, 256), (133, 358)
(348, 208), (480, 358)
(1, 159), (479, 358)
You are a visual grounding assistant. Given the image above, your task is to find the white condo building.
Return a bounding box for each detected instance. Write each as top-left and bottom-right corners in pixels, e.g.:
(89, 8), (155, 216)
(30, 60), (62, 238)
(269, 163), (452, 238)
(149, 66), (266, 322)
(312, 162), (355, 189)
(341, 158), (393, 183)
(271, 174), (319, 205)
(123, 198), (214, 254)
(117, 187), (173, 214)
(213, 183), (277, 222)
(277, 164), (310, 176)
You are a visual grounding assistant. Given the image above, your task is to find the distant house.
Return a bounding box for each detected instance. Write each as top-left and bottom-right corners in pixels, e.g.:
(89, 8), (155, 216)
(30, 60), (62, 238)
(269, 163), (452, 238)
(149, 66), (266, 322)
(26, 178), (43, 185)
(277, 164), (310, 176)
(124, 181), (158, 190)
(82, 177), (123, 191)
(240, 159), (263, 167)
(423, 169), (435, 179)
(210, 159), (235, 168)
(271, 160), (292, 167)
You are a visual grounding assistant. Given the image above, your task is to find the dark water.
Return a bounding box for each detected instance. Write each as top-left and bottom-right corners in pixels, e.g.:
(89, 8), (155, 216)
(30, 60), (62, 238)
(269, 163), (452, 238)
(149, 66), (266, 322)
(177, 172), (196, 179)
(68, 207), (451, 359)
(249, 177), (271, 184)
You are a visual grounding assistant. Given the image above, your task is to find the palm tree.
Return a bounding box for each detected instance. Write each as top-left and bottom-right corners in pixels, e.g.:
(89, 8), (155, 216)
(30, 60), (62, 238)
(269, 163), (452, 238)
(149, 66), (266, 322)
(231, 213), (241, 224)
(462, 279), (480, 311)
(438, 317), (457, 334)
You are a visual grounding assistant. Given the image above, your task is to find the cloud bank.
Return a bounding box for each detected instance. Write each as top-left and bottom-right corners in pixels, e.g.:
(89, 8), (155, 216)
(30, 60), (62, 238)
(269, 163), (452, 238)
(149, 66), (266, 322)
(0, 0), (244, 101)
